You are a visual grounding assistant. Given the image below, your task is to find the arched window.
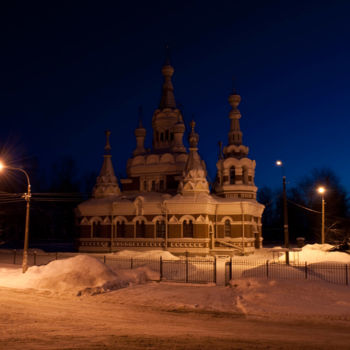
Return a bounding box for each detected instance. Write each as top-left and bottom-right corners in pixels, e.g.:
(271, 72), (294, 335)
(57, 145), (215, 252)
(165, 130), (169, 141)
(243, 167), (249, 184)
(136, 220), (146, 238)
(170, 132), (174, 141)
(224, 220), (231, 237)
(160, 133), (164, 141)
(156, 220), (166, 238)
(230, 166), (236, 184)
(159, 180), (164, 191)
(183, 220), (194, 238)
(92, 221), (102, 237)
(117, 221), (126, 238)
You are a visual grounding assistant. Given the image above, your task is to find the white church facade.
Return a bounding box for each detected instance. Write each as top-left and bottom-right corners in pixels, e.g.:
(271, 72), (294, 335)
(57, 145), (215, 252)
(75, 57), (264, 256)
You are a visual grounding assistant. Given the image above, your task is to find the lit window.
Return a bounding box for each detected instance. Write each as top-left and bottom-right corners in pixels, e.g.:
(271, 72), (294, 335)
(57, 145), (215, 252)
(224, 220), (231, 237)
(117, 221), (126, 238)
(230, 166), (235, 184)
(136, 221), (146, 238)
(183, 220), (194, 238)
(156, 220), (165, 238)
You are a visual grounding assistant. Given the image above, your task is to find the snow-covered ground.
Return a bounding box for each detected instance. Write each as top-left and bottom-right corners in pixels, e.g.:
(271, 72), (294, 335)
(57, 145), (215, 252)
(0, 246), (349, 349)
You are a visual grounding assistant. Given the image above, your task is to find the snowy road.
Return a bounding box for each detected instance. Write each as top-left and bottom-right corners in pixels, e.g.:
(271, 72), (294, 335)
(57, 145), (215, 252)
(0, 284), (349, 350)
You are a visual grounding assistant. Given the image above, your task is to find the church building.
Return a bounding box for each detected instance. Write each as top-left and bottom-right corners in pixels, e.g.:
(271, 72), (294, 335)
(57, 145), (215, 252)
(75, 57), (264, 255)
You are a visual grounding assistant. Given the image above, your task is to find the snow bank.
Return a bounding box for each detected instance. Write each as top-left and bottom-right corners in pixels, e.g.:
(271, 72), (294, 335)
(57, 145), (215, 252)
(279, 244), (350, 263)
(0, 255), (158, 295)
(230, 278), (350, 316)
(112, 249), (179, 260)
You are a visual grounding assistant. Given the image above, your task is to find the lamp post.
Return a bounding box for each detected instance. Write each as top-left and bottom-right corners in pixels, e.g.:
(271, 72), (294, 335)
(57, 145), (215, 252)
(317, 186), (326, 244)
(0, 162), (31, 273)
(276, 160), (289, 264)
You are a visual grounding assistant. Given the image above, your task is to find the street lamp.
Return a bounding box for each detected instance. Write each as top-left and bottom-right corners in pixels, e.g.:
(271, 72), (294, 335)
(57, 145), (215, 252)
(0, 161), (31, 273)
(317, 186), (326, 244)
(276, 160), (289, 264)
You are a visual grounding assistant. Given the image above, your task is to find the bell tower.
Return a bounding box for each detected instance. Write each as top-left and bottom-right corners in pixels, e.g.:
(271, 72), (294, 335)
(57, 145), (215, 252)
(151, 49), (186, 154)
(214, 91), (257, 199)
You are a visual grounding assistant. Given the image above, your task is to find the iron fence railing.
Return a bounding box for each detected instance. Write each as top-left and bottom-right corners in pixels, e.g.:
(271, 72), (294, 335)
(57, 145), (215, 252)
(226, 258), (349, 286)
(0, 250), (348, 286)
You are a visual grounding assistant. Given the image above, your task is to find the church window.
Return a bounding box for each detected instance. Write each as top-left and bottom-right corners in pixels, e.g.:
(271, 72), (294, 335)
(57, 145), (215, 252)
(160, 133), (164, 141)
(170, 132), (174, 141)
(92, 221), (102, 237)
(183, 220), (194, 238)
(159, 180), (164, 191)
(117, 221), (126, 238)
(136, 220), (146, 238)
(224, 220), (231, 237)
(156, 220), (166, 238)
(165, 130), (169, 141)
(243, 167), (249, 184)
(230, 166), (236, 184)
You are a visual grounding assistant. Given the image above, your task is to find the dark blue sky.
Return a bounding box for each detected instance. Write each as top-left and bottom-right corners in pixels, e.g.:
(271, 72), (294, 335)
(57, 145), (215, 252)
(1, 1), (350, 192)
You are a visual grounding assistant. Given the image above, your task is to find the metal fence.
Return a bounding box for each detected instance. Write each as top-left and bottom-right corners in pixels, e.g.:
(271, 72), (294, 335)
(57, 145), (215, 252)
(0, 250), (216, 284)
(226, 259), (349, 286)
(0, 250), (349, 286)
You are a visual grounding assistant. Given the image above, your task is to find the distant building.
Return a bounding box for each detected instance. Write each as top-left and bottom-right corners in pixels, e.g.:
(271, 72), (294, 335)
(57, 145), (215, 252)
(76, 57), (264, 255)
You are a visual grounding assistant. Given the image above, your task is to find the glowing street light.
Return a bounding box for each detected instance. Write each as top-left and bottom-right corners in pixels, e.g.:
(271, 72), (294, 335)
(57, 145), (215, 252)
(0, 161), (31, 273)
(275, 161), (289, 246)
(317, 186), (326, 244)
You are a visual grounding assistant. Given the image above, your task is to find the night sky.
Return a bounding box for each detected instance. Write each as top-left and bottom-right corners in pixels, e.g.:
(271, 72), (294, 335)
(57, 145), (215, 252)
(1, 1), (350, 193)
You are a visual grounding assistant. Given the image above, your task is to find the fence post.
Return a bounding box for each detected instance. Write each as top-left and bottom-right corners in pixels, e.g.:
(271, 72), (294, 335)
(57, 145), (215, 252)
(305, 262), (308, 279)
(159, 256), (163, 281)
(34, 251), (37, 266)
(130, 257), (133, 269)
(185, 255), (189, 283)
(346, 264), (348, 286)
(214, 257), (217, 284)
(13, 249), (16, 265)
(266, 260), (269, 279)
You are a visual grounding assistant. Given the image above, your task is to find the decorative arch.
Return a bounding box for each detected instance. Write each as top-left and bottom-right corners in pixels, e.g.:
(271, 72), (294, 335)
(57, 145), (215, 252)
(102, 217), (111, 225)
(132, 215), (148, 223)
(168, 216), (179, 224)
(132, 156), (146, 166)
(220, 216), (234, 224)
(90, 216), (102, 225)
(152, 215), (165, 223)
(176, 153), (188, 163)
(80, 217), (89, 225)
(160, 153), (175, 164)
(195, 215), (207, 224)
(113, 216), (128, 224)
(179, 215), (196, 224)
(223, 157), (240, 169)
(146, 154), (159, 165)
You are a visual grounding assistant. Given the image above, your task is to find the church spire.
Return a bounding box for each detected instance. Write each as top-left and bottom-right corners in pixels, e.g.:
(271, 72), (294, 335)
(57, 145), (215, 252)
(224, 91), (249, 158)
(159, 46), (176, 109)
(92, 130), (121, 198)
(133, 107), (146, 156)
(178, 121), (209, 195)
